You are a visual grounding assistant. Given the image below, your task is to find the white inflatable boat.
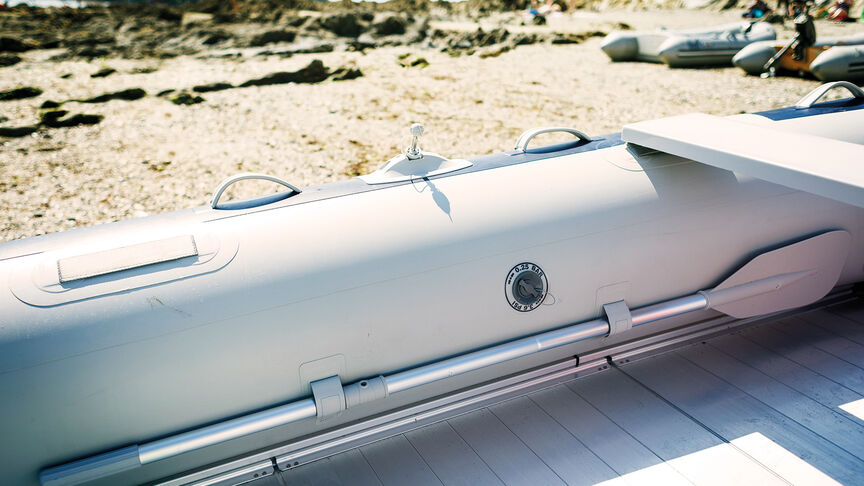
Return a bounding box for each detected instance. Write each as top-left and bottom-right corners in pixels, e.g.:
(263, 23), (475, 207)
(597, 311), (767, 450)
(2, 82), (864, 486)
(601, 21), (776, 67)
(733, 32), (864, 80)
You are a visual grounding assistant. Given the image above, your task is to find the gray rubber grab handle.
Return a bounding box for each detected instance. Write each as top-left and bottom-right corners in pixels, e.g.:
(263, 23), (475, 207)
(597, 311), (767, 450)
(795, 81), (864, 109)
(210, 173), (302, 210)
(513, 127), (592, 153)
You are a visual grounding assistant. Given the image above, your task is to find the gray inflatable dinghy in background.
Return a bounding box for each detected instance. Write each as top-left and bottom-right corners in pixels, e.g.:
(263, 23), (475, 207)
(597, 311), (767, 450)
(733, 32), (864, 80)
(601, 21), (776, 66)
(657, 21), (776, 67)
(811, 44), (864, 81)
(3, 82), (864, 486)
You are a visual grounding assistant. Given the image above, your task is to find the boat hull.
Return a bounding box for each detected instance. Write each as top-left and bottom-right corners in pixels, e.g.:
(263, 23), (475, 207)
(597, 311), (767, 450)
(811, 45), (864, 81)
(2, 103), (864, 486)
(657, 22), (776, 67)
(602, 22), (775, 66)
(733, 33), (864, 80)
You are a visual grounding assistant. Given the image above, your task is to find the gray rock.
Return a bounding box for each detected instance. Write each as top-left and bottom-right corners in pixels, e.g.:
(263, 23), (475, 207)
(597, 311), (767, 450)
(0, 37), (33, 53)
(40, 110), (103, 128)
(90, 67), (117, 78)
(373, 15), (407, 36)
(239, 60), (330, 87)
(170, 92), (205, 105)
(193, 82), (233, 93)
(320, 13), (365, 38)
(0, 55), (22, 67)
(0, 87), (42, 101)
(0, 126), (38, 137)
(81, 88), (146, 103)
(249, 30), (297, 47)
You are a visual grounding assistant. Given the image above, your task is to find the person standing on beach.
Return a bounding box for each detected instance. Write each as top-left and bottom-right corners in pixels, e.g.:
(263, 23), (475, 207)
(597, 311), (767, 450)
(792, 1), (816, 61)
(743, 0), (771, 18)
(828, 0), (854, 21)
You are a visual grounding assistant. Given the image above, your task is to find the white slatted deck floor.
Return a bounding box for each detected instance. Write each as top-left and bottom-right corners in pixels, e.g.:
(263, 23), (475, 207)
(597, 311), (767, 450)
(261, 299), (864, 486)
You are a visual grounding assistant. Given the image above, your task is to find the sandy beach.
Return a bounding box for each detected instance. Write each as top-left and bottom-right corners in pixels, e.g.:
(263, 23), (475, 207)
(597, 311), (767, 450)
(1, 5), (862, 241)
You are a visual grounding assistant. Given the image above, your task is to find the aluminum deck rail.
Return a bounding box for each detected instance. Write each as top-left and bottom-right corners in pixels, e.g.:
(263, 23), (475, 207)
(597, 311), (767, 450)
(246, 297), (864, 486)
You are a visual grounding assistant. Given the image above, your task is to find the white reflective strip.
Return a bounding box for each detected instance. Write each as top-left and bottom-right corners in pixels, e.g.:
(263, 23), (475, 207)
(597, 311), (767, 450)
(57, 235), (198, 283)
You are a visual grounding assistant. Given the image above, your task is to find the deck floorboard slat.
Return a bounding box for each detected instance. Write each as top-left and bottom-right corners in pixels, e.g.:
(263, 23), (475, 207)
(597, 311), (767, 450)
(488, 395), (620, 485)
(828, 301), (864, 326)
(447, 407), (566, 486)
(678, 342), (864, 461)
(360, 434), (443, 486)
(405, 421), (504, 486)
(708, 333), (864, 420)
(741, 324), (864, 396)
(712, 333), (863, 404)
(568, 368), (785, 486)
(781, 317), (864, 370)
(799, 309), (864, 346)
(529, 384), (694, 486)
(625, 349), (864, 485)
(326, 449), (383, 486)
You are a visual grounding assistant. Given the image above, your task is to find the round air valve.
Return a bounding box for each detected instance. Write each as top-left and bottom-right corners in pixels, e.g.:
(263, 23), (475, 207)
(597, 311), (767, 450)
(505, 263), (548, 312)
